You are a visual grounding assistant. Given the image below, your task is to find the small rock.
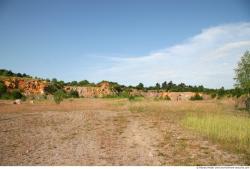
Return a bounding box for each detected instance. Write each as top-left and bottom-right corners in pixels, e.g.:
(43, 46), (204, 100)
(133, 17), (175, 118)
(13, 99), (21, 104)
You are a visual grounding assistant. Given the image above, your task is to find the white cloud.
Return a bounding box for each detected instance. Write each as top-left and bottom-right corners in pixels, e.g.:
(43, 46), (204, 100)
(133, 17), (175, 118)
(91, 22), (250, 88)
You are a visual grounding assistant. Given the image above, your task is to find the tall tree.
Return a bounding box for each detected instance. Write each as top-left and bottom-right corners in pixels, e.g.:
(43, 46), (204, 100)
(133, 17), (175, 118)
(234, 51), (250, 94)
(155, 83), (161, 90)
(162, 81), (167, 89)
(136, 83), (144, 90)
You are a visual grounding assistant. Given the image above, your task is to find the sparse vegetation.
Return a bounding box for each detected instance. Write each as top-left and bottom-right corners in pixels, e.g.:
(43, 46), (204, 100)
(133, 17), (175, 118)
(190, 93), (203, 100)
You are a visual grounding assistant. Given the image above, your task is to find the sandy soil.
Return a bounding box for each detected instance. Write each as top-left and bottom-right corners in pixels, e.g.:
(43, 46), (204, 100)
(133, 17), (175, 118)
(0, 99), (245, 165)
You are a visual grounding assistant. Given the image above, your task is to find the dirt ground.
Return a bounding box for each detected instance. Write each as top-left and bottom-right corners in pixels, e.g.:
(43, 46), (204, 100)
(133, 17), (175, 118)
(0, 98), (246, 165)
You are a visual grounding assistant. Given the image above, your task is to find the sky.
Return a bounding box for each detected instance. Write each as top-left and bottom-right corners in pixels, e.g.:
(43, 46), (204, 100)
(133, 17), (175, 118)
(0, 0), (250, 88)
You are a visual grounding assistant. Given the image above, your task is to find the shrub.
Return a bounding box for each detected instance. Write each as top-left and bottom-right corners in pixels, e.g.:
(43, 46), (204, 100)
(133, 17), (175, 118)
(190, 93), (203, 101)
(53, 90), (66, 104)
(246, 97), (250, 112)
(128, 95), (135, 101)
(119, 90), (130, 98)
(44, 84), (59, 94)
(211, 93), (217, 99)
(11, 89), (24, 99)
(1, 93), (11, 99)
(0, 81), (7, 97)
(163, 95), (171, 100)
(68, 90), (79, 98)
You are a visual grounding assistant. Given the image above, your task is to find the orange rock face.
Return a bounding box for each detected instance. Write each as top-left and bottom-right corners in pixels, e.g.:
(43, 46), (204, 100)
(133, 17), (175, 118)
(143, 91), (207, 101)
(2, 78), (47, 95)
(64, 81), (117, 98)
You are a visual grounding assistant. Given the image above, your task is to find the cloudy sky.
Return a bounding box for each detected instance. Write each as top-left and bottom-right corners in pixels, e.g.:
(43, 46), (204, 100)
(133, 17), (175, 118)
(0, 0), (250, 88)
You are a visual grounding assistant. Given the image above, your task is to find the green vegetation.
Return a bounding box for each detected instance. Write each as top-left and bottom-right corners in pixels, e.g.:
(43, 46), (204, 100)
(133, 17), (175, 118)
(235, 51), (250, 93)
(234, 50), (250, 111)
(136, 83), (144, 90)
(182, 113), (250, 157)
(11, 89), (24, 99)
(53, 90), (67, 104)
(66, 79), (95, 86)
(0, 81), (25, 100)
(0, 81), (7, 97)
(0, 69), (32, 78)
(190, 93), (203, 100)
(68, 90), (79, 98)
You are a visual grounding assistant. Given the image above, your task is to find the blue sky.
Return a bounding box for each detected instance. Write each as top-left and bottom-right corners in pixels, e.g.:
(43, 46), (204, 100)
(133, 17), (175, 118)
(0, 0), (250, 88)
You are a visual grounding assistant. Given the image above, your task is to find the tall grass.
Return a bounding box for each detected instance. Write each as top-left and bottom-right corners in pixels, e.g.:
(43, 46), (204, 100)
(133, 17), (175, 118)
(182, 113), (250, 156)
(129, 99), (250, 162)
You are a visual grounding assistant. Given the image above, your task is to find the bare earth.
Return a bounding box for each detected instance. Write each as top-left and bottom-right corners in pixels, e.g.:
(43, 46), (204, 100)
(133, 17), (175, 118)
(0, 98), (245, 165)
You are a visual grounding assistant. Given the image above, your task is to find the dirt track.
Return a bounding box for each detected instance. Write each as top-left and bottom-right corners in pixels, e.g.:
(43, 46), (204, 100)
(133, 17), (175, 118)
(0, 99), (245, 165)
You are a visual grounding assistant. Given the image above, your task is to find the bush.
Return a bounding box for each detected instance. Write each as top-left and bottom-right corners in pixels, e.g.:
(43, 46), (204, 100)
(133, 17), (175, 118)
(211, 93), (217, 99)
(128, 95), (135, 101)
(68, 90), (79, 98)
(11, 89), (24, 99)
(1, 93), (11, 99)
(163, 95), (171, 100)
(190, 93), (203, 101)
(0, 81), (7, 97)
(53, 90), (66, 104)
(246, 97), (250, 112)
(44, 84), (60, 94)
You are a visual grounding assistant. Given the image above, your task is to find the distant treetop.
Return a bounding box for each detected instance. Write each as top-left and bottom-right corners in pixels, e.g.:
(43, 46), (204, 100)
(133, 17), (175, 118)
(0, 69), (32, 78)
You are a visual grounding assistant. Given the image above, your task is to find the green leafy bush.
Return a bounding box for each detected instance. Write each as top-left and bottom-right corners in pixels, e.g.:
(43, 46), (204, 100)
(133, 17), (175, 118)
(44, 84), (58, 94)
(53, 90), (66, 104)
(68, 90), (79, 98)
(0, 81), (7, 97)
(211, 93), (217, 99)
(190, 93), (203, 101)
(11, 89), (23, 99)
(1, 93), (11, 99)
(128, 95), (135, 101)
(246, 97), (250, 112)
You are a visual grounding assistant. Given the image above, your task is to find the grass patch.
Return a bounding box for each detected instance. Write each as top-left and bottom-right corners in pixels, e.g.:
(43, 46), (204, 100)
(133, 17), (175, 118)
(182, 113), (250, 158)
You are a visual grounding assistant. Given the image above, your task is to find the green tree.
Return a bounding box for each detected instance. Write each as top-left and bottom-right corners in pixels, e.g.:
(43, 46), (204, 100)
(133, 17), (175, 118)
(70, 81), (78, 86)
(167, 81), (174, 91)
(136, 83), (144, 90)
(155, 83), (161, 90)
(162, 81), (167, 89)
(234, 50), (250, 111)
(78, 80), (89, 86)
(217, 87), (225, 98)
(52, 78), (58, 83)
(234, 51), (250, 93)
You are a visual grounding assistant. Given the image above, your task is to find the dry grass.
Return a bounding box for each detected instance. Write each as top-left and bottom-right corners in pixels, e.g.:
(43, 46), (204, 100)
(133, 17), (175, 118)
(128, 99), (250, 163)
(0, 98), (249, 165)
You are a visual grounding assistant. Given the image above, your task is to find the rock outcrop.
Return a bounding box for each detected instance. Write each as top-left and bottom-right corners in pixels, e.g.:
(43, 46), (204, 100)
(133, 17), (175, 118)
(2, 78), (47, 95)
(1, 77), (209, 101)
(143, 91), (204, 101)
(64, 81), (117, 98)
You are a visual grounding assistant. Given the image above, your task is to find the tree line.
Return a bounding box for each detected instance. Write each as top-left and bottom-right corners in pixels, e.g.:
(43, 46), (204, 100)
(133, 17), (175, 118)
(0, 50), (249, 101)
